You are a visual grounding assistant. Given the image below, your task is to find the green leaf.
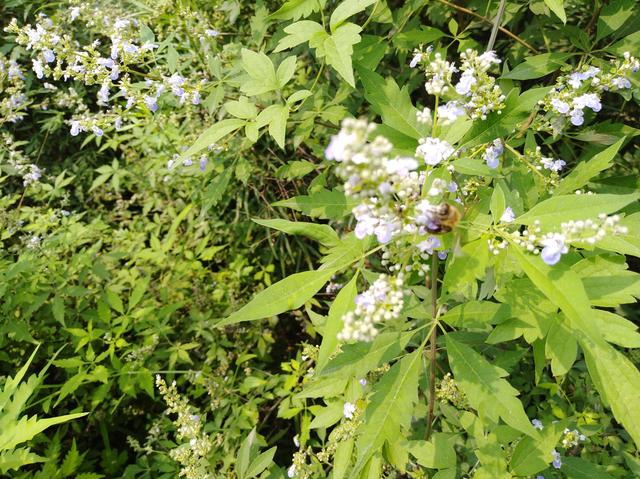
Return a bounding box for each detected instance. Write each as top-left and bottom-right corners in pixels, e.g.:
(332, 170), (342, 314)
(509, 421), (565, 475)
(217, 269), (336, 326)
(584, 339), (640, 449)
(446, 336), (538, 436)
(202, 168), (233, 210)
(182, 119), (246, 158)
(353, 350), (422, 474)
(240, 49), (278, 96)
(582, 271), (640, 306)
(596, 0), (636, 41)
(272, 188), (355, 219)
(544, 0), (566, 23)
(554, 138), (625, 195)
(330, 0), (377, 32)
(333, 438), (354, 479)
(545, 317), (577, 376)
(515, 193), (639, 229)
(502, 53), (570, 80)
(277, 55), (297, 87)
(269, 0), (325, 21)
(253, 218), (339, 247)
(105, 289), (124, 314)
(256, 104), (290, 148)
(275, 159), (315, 179)
(406, 433), (457, 469)
(0, 448), (45, 474)
(309, 401), (344, 428)
(322, 23), (362, 87)
(274, 20), (326, 52)
(391, 26), (445, 49)
(246, 446), (276, 478)
(166, 45), (178, 72)
(512, 247), (640, 448)
(316, 274), (358, 372)
(319, 234), (371, 271)
(237, 428), (257, 479)
(320, 332), (412, 378)
(224, 97), (258, 119)
(593, 310), (640, 348)
(440, 301), (512, 328)
(442, 239), (490, 298)
(562, 456), (616, 478)
(357, 67), (427, 140)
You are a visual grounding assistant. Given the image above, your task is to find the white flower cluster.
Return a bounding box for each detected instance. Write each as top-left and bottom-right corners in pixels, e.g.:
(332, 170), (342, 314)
(510, 214), (628, 265)
(455, 49), (505, 120)
(327, 119), (428, 244)
(0, 55), (28, 124)
(411, 48), (505, 121)
(338, 274), (406, 342)
(416, 137), (455, 166)
(4, 12), (204, 136)
(327, 119), (461, 264)
(543, 52), (640, 131)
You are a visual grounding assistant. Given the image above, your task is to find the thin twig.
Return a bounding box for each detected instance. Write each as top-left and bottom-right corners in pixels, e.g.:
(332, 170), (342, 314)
(426, 253), (439, 440)
(436, 0), (538, 54)
(486, 0), (507, 52)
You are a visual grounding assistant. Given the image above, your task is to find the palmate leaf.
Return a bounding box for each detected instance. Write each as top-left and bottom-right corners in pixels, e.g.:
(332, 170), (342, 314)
(321, 22), (362, 87)
(357, 67), (427, 140)
(446, 336), (538, 437)
(512, 246), (640, 448)
(352, 350), (422, 475)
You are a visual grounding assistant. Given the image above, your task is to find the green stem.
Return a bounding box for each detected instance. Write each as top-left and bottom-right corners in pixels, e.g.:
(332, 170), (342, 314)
(426, 253), (439, 440)
(486, 0), (507, 52)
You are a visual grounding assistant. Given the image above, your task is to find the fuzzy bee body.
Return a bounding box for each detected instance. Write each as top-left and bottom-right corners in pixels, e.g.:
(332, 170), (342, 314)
(426, 203), (462, 234)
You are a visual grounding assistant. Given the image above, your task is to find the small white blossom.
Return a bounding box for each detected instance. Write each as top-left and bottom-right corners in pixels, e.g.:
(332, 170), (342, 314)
(343, 402), (356, 419)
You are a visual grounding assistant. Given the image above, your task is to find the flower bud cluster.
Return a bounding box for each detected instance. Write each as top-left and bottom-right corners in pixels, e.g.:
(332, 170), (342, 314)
(509, 214), (627, 265)
(436, 372), (467, 408)
(561, 428), (586, 448)
(156, 375), (213, 479)
(542, 52), (640, 131)
(338, 273), (406, 342)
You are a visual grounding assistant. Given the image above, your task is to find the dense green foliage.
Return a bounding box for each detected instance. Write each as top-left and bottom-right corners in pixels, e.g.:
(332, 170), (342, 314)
(1, 0), (640, 478)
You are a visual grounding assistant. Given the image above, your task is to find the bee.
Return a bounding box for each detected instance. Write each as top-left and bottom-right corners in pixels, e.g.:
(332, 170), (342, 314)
(426, 203), (462, 234)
